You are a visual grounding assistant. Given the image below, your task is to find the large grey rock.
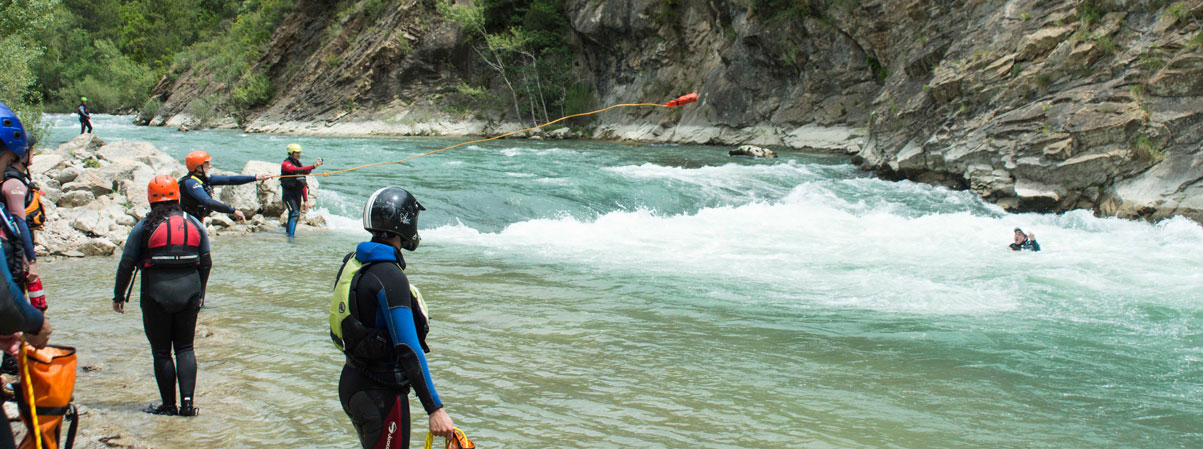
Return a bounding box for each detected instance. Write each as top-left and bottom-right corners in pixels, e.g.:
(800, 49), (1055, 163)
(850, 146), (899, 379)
(209, 214), (235, 228)
(61, 170), (113, 197)
(78, 238), (118, 257)
(58, 190), (94, 208)
(97, 141), (185, 175)
(30, 153), (65, 177)
(53, 167), (81, 184)
(53, 134), (106, 160)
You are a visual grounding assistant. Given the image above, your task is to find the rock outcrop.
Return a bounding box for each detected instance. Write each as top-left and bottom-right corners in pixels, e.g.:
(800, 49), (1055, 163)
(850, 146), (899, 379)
(147, 0), (1203, 222)
(31, 134), (326, 258)
(729, 145), (778, 158)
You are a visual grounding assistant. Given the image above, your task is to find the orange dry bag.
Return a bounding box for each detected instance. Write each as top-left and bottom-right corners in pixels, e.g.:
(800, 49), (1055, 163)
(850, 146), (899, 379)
(14, 345), (79, 449)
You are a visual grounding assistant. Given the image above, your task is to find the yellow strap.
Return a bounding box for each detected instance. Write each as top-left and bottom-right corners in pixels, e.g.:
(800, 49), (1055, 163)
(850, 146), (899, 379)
(19, 338), (42, 449)
(424, 427), (468, 449)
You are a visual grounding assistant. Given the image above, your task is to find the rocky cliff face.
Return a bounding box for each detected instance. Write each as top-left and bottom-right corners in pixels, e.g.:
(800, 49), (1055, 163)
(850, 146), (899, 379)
(148, 0), (1203, 222)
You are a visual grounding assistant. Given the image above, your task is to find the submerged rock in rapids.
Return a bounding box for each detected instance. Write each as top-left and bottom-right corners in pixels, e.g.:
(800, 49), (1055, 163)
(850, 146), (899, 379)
(729, 145), (778, 158)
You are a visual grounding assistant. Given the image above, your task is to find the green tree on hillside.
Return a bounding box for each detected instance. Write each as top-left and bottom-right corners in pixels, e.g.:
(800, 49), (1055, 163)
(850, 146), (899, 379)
(0, 0), (60, 142)
(31, 0), (245, 113)
(440, 0), (593, 127)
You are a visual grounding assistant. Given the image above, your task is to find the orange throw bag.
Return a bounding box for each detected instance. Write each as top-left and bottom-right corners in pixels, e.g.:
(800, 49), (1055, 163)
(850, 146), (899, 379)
(14, 345), (79, 449)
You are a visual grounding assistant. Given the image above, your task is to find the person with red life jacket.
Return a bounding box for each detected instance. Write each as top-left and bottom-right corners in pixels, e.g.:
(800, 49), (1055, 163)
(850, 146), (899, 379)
(280, 144), (323, 239)
(113, 175), (211, 417)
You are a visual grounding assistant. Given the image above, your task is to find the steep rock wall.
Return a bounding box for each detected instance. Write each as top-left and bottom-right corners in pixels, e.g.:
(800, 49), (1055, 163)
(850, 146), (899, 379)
(148, 0), (1203, 222)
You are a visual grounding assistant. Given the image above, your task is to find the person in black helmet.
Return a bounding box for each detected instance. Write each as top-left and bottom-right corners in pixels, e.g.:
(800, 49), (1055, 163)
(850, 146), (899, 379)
(329, 187), (455, 448)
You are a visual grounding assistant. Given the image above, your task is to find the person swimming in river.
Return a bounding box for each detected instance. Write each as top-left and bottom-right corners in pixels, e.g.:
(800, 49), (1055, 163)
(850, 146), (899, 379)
(1010, 228), (1040, 252)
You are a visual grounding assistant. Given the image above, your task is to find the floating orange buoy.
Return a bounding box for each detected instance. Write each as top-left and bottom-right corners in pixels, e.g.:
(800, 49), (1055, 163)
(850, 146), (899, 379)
(666, 92), (698, 107)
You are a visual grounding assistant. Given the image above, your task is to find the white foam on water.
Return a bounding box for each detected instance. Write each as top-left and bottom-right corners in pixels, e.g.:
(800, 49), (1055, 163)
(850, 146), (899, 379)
(425, 177), (1203, 315)
(605, 161), (815, 182)
(316, 208), (369, 236)
(499, 146), (577, 157)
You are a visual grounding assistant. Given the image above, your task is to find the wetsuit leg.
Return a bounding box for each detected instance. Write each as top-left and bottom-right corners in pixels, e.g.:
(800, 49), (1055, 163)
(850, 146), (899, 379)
(171, 306), (199, 402)
(283, 193), (301, 237)
(338, 365), (410, 449)
(142, 298), (199, 407)
(0, 410), (15, 449)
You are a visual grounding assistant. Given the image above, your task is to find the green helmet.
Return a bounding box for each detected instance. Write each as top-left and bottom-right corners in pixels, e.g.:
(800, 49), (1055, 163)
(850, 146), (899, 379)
(80, 97), (87, 102)
(287, 143), (302, 154)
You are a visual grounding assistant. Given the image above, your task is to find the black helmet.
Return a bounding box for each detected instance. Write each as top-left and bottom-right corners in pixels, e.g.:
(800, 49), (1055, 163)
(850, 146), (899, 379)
(363, 186), (425, 251)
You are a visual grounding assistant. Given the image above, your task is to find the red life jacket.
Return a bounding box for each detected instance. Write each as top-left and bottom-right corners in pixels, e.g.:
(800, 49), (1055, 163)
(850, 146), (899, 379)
(142, 212), (201, 269)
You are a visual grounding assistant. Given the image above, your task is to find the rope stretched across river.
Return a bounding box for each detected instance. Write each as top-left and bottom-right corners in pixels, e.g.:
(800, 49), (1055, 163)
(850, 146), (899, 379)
(272, 93), (698, 180)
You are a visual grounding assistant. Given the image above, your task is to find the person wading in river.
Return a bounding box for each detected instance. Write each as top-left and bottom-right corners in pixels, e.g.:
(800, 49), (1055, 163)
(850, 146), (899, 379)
(280, 144), (322, 240)
(113, 175), (211, 417)
(329, 187), (454, 448)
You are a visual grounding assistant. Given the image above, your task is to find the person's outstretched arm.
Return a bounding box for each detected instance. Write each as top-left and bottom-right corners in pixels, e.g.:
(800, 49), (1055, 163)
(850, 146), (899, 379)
(181, 178), (236, 214)
(207, 174), (258, 186)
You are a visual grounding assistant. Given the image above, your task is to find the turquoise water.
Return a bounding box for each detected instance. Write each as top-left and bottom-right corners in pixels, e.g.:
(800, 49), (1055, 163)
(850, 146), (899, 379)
(37, 114), (1203, 448)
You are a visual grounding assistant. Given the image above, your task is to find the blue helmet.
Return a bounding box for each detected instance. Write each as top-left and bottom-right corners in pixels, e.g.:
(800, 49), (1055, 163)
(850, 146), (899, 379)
(0, 102), (28, 158)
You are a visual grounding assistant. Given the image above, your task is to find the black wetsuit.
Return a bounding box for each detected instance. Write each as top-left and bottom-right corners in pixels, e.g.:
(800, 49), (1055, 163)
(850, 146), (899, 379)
(114, 211), (211, 409)
(337, 241), (441, 449)
(76, 104), (91, 134)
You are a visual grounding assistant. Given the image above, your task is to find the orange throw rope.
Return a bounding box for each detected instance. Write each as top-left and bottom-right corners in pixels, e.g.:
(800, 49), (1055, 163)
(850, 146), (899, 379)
(273, 93), (698, 180)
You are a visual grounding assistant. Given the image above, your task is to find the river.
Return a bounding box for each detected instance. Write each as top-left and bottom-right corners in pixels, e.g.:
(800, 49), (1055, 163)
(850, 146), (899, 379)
(33, 114), (1203, 448)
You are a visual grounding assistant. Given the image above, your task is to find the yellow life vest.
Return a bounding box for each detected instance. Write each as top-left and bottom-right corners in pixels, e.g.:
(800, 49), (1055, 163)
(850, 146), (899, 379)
(330, 255), (429, 358)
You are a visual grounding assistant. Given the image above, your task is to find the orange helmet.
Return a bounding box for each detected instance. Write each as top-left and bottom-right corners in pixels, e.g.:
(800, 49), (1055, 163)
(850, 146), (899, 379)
(185, 150), (212, 172)
(147, 175), (180, 203)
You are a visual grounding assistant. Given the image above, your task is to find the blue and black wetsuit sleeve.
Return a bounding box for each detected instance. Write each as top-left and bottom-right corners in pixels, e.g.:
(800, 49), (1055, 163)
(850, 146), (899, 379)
(208, 175), (257, 186)
(0, 236), (41, 334)
(364, 266), (443, 414)
(114, 221), (146, 302)
(182, 178), (235, 214)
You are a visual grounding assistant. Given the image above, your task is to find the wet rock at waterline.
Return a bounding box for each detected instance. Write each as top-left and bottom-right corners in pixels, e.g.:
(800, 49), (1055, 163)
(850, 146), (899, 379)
(729, 145), (778, 158)
(31, 134), (327, 258)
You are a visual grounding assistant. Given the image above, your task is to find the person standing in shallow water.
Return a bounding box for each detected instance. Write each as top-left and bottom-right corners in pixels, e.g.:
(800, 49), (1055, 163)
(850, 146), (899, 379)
(113, 175), (211, 417)
(76, 97), (92, 134)
(330, 187), (455, 448)
(280, 143), (322, 240)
